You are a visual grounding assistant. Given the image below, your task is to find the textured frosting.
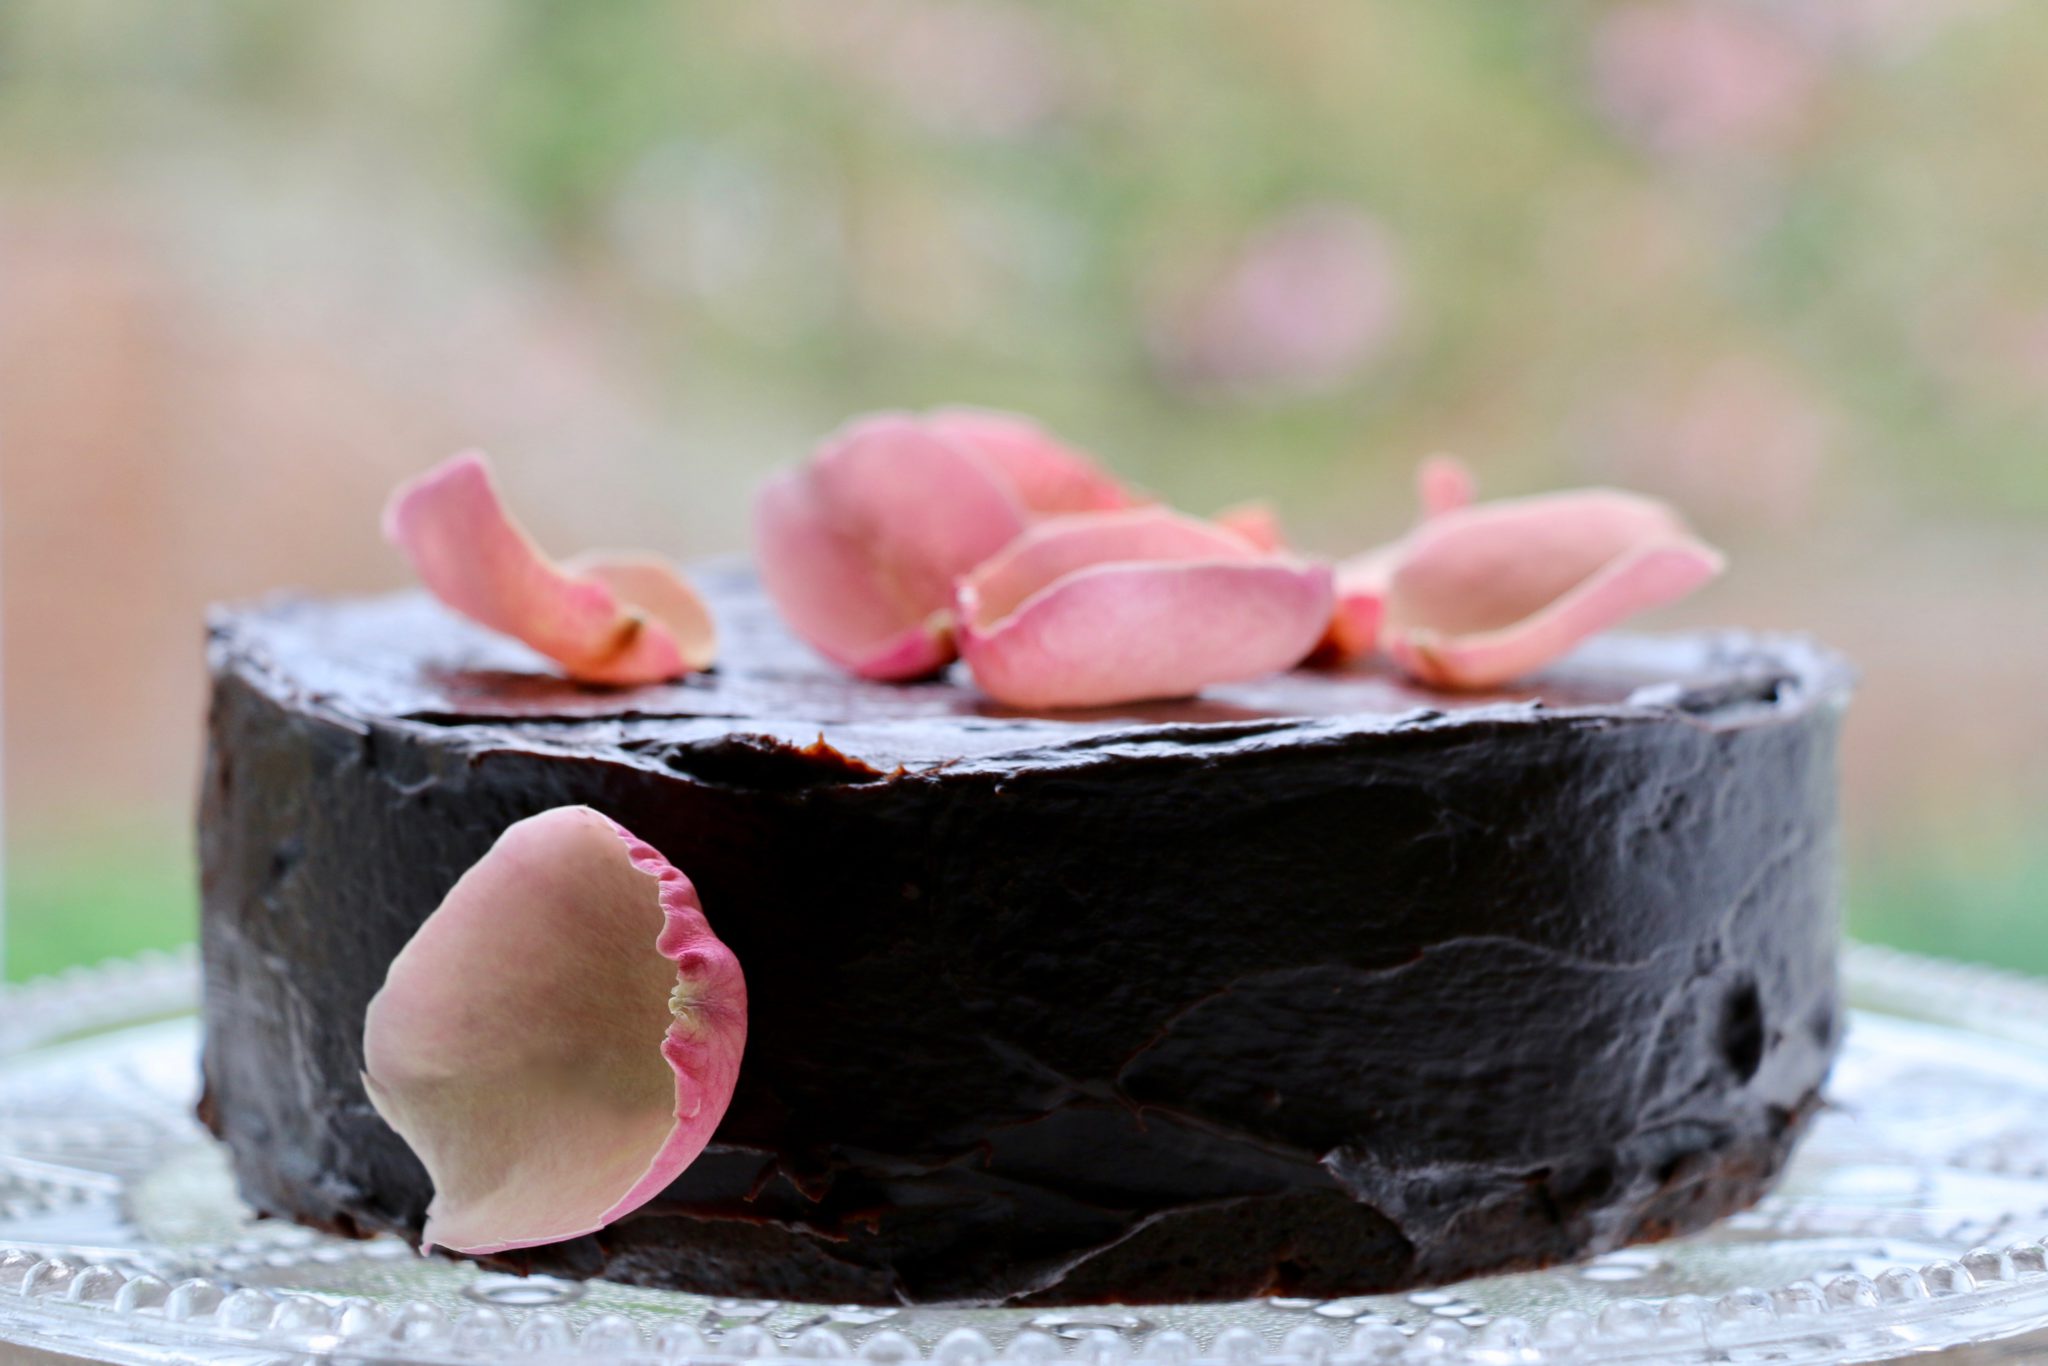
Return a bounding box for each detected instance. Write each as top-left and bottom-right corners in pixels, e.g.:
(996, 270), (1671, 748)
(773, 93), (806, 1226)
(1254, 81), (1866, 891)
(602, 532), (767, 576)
(197, 563), (1851, 1305)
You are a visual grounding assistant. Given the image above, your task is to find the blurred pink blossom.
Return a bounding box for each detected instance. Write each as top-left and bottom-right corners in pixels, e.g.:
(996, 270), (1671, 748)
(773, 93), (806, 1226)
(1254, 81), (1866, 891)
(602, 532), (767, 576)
(1147, 206), (1404, 399)
(1590, 359), (1835, 527)
(1591, 3), (1820, 159)
(754, 0), (1077, 139)
(1984, 308), (2048, 394)
(1915, 290), (2048, 412)
(1772, 0), (2005, 63)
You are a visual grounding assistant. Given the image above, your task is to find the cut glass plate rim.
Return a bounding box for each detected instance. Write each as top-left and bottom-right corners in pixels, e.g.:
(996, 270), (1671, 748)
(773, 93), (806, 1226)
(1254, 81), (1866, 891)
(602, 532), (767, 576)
(1, 943), (2047, 1363)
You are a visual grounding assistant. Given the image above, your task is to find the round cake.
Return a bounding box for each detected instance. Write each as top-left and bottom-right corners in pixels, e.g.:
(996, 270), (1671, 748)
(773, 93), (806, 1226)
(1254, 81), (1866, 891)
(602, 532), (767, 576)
(197, 561), (1851, 1305)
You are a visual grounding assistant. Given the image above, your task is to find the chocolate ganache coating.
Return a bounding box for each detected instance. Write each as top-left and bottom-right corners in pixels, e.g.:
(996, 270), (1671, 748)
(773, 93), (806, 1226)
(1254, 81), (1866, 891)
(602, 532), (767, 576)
(198, 562), (1851, 1305)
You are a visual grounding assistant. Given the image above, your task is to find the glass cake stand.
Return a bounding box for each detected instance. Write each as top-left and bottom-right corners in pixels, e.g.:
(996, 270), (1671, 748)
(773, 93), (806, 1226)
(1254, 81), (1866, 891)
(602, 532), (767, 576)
(8, 949), (2048, 1363)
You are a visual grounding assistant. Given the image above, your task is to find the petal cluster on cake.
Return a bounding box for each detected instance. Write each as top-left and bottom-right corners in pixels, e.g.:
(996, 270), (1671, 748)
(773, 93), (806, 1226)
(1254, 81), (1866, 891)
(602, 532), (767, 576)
(750, 409), (1724, 702)
(361, 806), (746, 1255)
(755, 410), (1341, 706)
(384, 452), (715, 685)
(382, 407), (1725, 707)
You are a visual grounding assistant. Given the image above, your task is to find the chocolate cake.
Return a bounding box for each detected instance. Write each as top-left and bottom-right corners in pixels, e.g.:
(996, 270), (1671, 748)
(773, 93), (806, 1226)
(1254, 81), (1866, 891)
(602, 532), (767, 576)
(197, 561), (1851, 1305)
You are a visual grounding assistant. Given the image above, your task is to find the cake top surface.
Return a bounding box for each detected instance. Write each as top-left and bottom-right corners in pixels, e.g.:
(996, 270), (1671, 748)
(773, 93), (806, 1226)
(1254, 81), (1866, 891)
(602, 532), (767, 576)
(216, 561), (1851, 775)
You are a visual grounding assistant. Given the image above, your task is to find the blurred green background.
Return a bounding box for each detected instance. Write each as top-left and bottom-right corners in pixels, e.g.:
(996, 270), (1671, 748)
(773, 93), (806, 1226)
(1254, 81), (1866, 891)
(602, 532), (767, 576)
(3, 0), (2044, 980)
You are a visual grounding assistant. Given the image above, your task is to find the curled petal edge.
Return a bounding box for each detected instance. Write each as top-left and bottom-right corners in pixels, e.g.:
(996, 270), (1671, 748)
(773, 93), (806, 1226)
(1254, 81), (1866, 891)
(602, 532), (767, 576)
(361, 806), (746, 1256)
(383, 453), (710, 685)
(1416, 454), (1477, 519)
(1386, 537), (1725, 690)
(1212, 500), (1286, 553)
(753, 415), (1027, 680)
(1316, 457), (1475, 662)
(957, 555), (1334, 711)
(958, 506), (1259, 634)
(926, 407), (1141, 515)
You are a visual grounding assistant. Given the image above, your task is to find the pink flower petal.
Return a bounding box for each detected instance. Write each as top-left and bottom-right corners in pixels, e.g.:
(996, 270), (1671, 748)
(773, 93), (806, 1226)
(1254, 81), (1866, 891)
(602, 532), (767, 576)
(961, 507), (1257, 622)
(564, 552), (717, 674)
(383, 453), (709, 685)
(754, 414), (1028, 679)
(955, 508), (1331, 709)
(1316, 547), (1396, 662)
(1316, 457), (1476, 662)
(1149, 205), (1404, 397)
(1212, 499), (1286, 552)
(1416, 454), (1477, 519)
(1384, 489), (1725, 690)
(926, 407), (1140, 514)
(362, 807), (745, 1256)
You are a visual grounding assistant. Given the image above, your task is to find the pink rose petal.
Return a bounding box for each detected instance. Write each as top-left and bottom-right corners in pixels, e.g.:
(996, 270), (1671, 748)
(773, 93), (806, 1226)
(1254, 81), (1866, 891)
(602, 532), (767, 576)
(1384, 489), (1725, 690)
(565, 552), (717, 674)
(1317, 550), (1393, 663)
(362, 806), (746, 1256)
(962, 507), (1257, 619)
(384, 453), (711, 685)
(1416, 453), (1477, 519)
(1317, 456), (1477, 662)
(755, 414), (1028, 679)
(926, 407), (1140, 514)
(955, 508), (1332, 709)
(1212, 500), (1286, 553)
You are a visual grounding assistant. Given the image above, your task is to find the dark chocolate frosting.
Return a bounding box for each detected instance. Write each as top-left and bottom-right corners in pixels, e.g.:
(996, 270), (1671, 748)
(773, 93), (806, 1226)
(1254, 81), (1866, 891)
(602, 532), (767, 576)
(197, 562), (1851, 1304)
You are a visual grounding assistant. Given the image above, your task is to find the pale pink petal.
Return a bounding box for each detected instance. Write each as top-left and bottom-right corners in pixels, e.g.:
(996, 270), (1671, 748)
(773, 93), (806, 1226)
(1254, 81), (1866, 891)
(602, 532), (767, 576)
(959, 560), (1333, 710)
(565, 552), (717, 675)
(1416, 454), (1477, 519)
(848, 614), (958, 681)
(754, 414), (1026, 679)
(959, 507), (1257, 629)
(956, 509), (1329, 709)
(753, 469), (953, 679)
(362, 806), (745, 1256)
(1313, 456), (1478, 664)
(926, 407), (1140, 514)
(383, 453), (702, 685)
(1384, 490), (1725, 689)
(1316, 545), (1396, 662)
(1324, 592), (1385, 660)
(1317, 532), (1409, 663)
(1212, 500), (1286, 552)
(1390, 541), (1722, 690)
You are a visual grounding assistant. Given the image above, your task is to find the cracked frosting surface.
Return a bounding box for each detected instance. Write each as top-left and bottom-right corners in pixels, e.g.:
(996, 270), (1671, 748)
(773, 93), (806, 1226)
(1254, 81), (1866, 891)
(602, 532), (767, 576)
(197, 563), (1851, 1304)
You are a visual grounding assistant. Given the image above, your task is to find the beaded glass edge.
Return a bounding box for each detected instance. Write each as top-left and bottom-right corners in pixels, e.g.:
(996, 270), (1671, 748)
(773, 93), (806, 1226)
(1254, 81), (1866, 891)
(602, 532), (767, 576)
(2, 945), (2048, 1364)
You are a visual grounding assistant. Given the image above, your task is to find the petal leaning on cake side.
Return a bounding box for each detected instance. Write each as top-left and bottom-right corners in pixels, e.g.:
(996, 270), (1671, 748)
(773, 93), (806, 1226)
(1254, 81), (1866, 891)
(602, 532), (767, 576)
(361, 805), (746, 1256)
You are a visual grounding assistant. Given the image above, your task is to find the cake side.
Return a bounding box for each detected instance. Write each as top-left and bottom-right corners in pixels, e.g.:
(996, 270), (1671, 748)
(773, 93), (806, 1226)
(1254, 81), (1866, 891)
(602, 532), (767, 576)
(198, 579), (1849, 1304)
